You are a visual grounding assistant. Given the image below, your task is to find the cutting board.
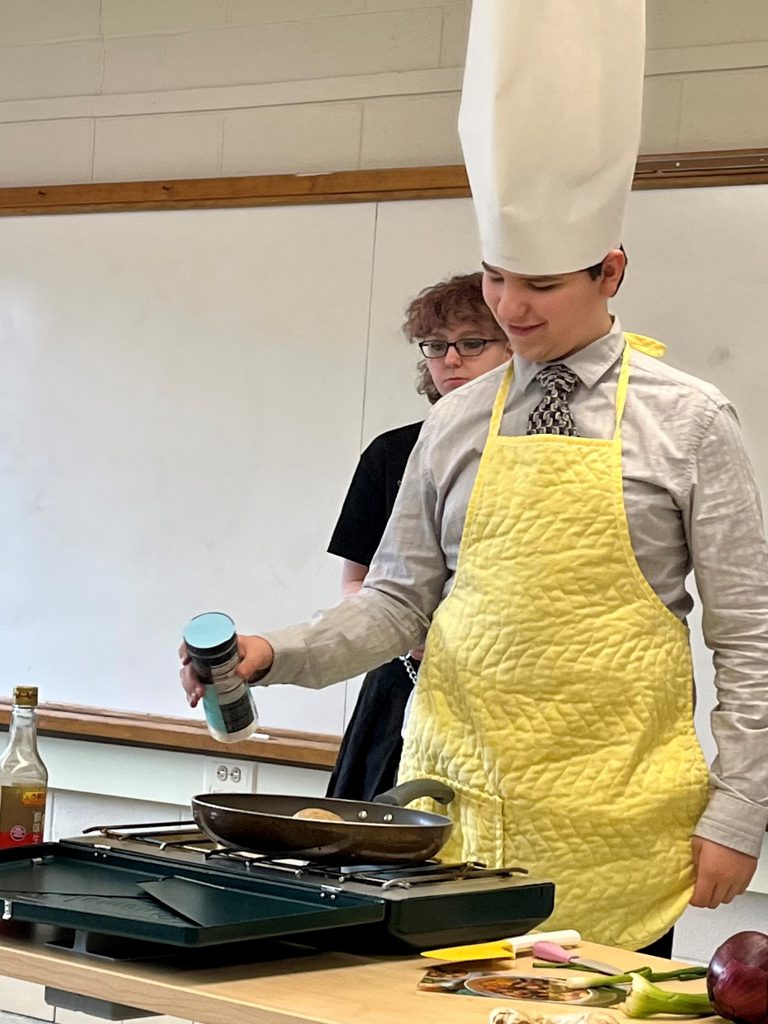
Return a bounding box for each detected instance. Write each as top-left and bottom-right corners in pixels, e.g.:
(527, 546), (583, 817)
(138, 876), (309, 927)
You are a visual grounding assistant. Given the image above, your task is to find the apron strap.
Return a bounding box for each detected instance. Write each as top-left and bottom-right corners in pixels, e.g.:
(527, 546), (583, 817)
(624, 332), (666, 359)
(614, 332), (663, 441)
(488, 361), (515, 439)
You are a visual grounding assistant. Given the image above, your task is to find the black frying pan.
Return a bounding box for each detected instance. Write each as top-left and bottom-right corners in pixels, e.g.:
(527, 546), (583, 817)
(191, 779), (454, 863)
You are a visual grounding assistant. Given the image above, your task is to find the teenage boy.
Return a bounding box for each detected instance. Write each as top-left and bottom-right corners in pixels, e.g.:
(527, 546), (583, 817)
(181, 0), (767, 951)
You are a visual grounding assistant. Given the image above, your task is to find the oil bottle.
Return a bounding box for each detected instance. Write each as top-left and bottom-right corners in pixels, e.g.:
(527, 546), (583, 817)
(0, 686), (48, 848)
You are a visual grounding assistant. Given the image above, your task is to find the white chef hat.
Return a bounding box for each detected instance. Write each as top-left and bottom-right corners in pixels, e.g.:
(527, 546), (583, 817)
(458, 0), (646, 276)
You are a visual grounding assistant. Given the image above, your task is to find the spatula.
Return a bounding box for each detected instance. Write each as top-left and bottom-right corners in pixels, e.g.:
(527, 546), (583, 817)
(420, 928), (580, 961)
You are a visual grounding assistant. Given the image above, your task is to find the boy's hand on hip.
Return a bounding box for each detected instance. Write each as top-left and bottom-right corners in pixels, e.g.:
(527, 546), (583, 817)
(690, 836), (757, 909)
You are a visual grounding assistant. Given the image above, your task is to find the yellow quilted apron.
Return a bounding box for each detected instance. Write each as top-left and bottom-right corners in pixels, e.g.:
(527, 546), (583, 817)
(399, 335), (709, 949)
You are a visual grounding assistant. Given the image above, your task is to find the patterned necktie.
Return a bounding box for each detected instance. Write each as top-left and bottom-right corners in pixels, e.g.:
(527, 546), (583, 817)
(527, 363), (580, 436)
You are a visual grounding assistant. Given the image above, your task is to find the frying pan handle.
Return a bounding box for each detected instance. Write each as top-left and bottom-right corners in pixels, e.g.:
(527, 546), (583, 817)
(372, 779), (454, 807)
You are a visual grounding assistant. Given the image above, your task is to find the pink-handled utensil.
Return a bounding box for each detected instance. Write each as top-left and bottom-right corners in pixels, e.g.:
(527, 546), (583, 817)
(531, 940), (622, 976)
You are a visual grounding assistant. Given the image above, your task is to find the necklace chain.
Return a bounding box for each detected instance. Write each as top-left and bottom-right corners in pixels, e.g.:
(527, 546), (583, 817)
(399, 655), (419, 685)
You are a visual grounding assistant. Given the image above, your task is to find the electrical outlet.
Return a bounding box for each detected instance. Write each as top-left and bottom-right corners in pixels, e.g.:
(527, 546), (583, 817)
(203, 758), (257, 794)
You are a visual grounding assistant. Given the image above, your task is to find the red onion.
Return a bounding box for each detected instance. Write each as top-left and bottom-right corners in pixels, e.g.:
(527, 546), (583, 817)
(707, 931), (768, 1024)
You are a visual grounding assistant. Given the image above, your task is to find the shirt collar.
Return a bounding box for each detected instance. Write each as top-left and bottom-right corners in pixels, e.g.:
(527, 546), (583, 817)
(513, 316), (625, 392)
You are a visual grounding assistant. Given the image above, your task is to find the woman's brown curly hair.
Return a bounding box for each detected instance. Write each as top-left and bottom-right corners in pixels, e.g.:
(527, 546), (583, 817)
(402, 272), (505, 404)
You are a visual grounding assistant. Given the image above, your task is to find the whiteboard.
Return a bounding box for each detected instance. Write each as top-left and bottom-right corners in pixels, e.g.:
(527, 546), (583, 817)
(0, 185), (766, 749)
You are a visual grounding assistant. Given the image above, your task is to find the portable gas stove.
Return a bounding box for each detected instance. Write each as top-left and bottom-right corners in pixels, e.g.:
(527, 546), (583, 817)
(0, 820), (554, 958)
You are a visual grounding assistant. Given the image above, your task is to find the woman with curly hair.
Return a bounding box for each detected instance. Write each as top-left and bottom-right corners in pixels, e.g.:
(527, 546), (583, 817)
(325, 272), (510, 799)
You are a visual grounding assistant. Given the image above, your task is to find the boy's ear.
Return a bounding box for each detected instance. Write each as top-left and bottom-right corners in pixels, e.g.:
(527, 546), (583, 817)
(598, 249), (626, 297)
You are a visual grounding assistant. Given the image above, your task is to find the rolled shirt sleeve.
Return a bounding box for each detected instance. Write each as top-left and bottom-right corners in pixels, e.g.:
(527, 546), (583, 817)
(687, 405), (768, 855)
(261, 422), (450, 689)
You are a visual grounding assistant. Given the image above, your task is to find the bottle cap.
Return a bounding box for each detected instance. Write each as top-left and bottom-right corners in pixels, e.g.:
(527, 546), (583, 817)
(13, 686), (39, 707)
(183, 612), (237, 658)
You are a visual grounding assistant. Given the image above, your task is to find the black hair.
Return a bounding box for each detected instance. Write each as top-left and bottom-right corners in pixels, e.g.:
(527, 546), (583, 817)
(585, 245), (627, 293)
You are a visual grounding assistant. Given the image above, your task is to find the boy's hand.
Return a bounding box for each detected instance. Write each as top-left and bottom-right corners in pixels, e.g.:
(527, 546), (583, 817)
(690, 836), (757, 909)
(179, 634), (274, 708)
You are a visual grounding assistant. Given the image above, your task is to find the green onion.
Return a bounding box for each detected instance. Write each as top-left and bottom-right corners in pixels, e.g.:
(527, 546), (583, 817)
(532, 960), (609, 974)
(623, 971), (713, 1018)
(563, 966), (706, 990)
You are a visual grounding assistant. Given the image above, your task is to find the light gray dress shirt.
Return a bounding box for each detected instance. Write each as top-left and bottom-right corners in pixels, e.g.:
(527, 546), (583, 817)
(260, 318), (768, 857)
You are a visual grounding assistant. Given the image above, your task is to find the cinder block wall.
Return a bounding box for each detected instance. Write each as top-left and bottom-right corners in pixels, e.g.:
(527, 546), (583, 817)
(0, 0), (767, 187)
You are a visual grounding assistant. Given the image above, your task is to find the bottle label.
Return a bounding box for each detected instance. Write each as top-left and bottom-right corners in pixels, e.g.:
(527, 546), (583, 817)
(202, 682), (255, 735)
(0, 786), (47, 848)
(199, 650), (255, 737)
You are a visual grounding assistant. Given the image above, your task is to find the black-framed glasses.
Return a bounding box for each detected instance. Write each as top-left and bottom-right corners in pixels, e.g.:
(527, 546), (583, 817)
(418, 338), (506, 359)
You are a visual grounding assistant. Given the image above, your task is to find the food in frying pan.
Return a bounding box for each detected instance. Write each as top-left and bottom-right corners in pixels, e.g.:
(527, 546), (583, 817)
(291, 807), (345, 821)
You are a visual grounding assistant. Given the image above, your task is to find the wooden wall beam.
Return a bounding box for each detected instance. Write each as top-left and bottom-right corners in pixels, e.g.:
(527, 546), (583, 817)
(0, 701), (339, 769)
(0, 166), (469, 216)
(0, 149), (766, 217)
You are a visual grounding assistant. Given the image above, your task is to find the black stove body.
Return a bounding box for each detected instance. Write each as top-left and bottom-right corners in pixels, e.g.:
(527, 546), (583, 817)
(0, 821), (554, 957)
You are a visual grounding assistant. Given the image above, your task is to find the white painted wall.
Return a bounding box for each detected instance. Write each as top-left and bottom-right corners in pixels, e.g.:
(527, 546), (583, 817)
(41, 736), (329, 873)
(0, 1), (767, 187)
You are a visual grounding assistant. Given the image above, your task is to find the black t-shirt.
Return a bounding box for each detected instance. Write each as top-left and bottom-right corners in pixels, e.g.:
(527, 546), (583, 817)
(327, 421), (423, 567)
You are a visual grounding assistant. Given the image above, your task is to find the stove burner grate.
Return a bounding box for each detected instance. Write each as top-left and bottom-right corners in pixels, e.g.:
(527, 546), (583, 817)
(83, 820), (528, 889)
(201, 848), (527, 887)
(83, 819), (215, 851)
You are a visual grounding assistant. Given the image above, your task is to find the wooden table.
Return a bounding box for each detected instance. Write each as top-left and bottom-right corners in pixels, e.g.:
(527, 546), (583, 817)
(0, 929), (708, 1024)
